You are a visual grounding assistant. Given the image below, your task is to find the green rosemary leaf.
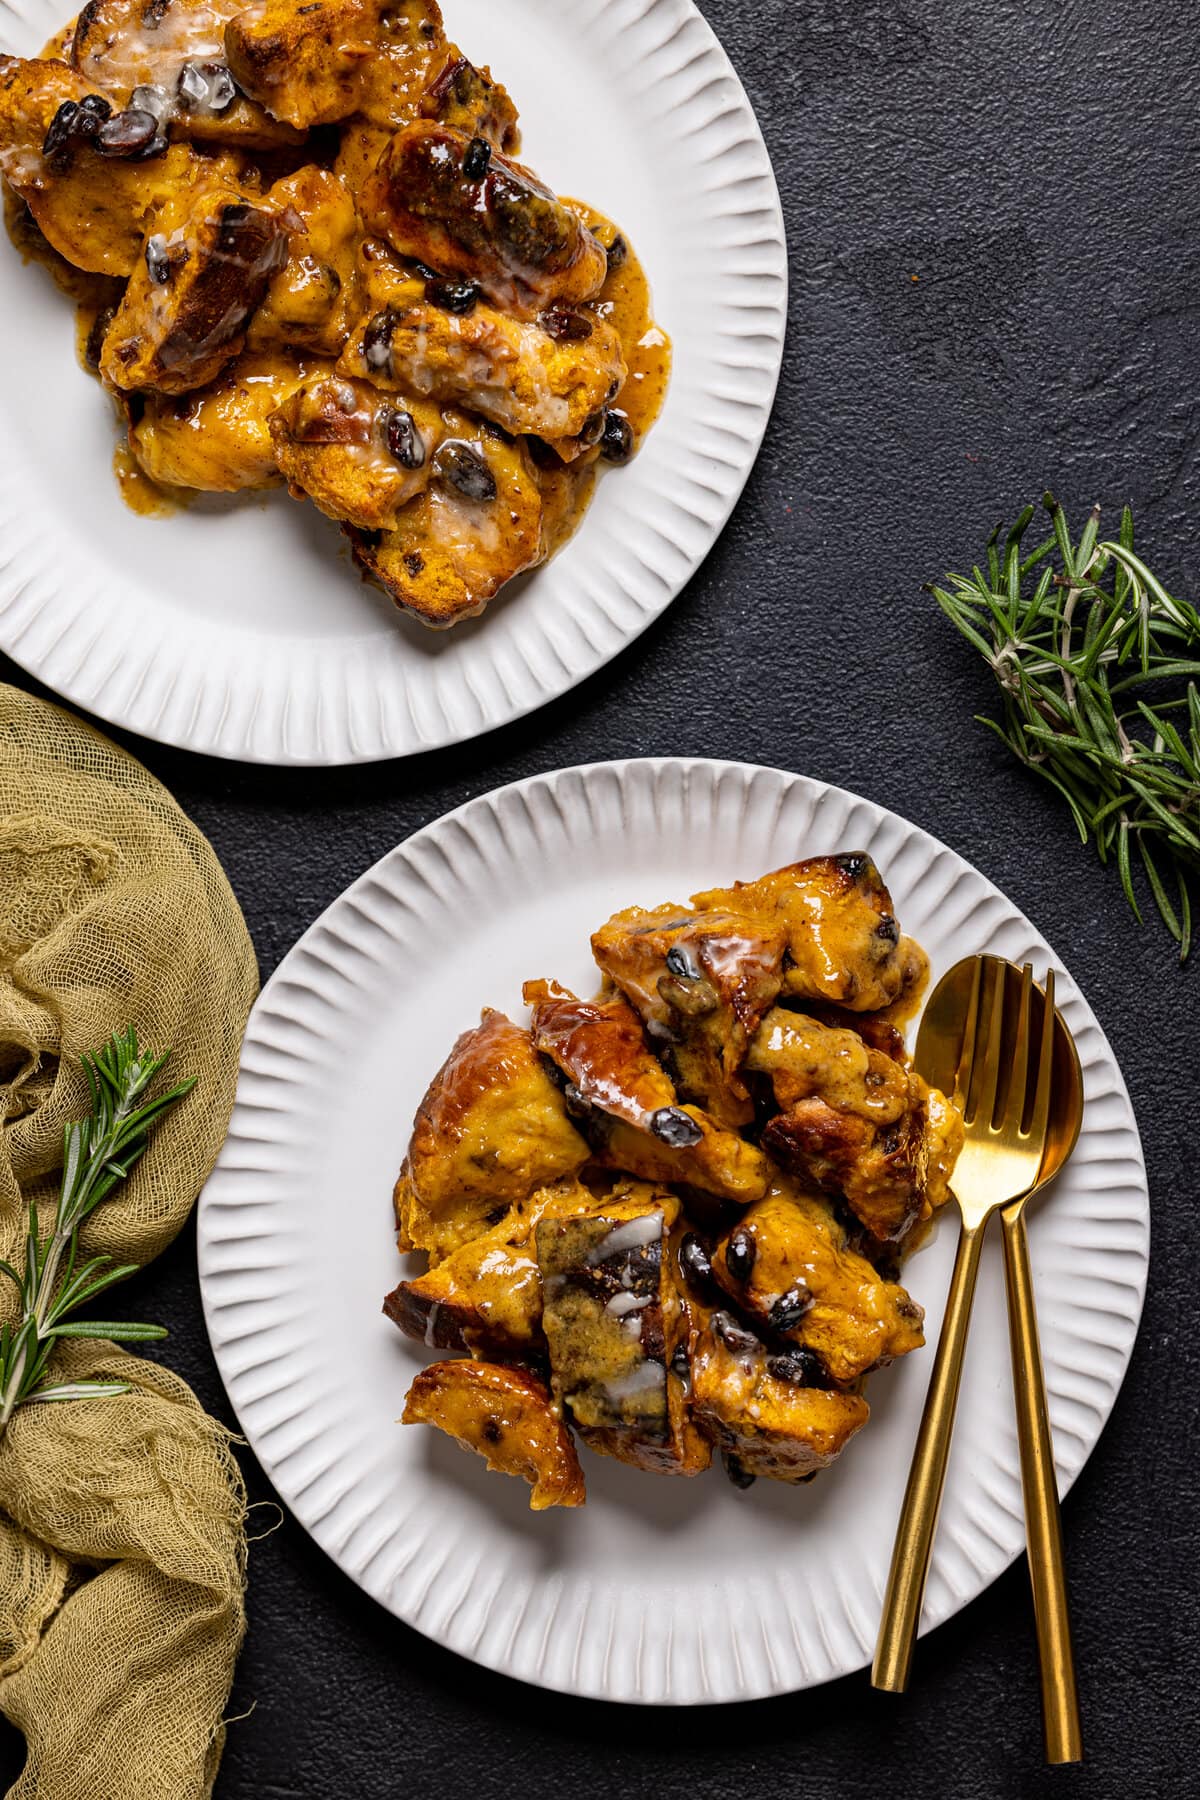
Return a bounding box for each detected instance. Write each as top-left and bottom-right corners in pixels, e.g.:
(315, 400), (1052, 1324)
(0, 1031), (191, 1436)
(1117, 819), (1140, 917)
(1180, 879), (1193, 961)
(934, 497), (1199, 957)
(48, 1321), (168, 1342)
(1141, 839), (1183, 944)
(25, 1381), (133, 1404)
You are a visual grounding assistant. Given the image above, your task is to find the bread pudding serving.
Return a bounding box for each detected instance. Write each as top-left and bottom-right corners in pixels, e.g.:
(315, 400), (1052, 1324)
(386, 855), (964, 1509)
(0, 0), (669, 626)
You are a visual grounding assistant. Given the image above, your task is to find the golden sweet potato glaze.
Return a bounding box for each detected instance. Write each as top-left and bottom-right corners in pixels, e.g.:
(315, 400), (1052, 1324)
(387, 856), (964, 1508)
(0, 0), (670, 628)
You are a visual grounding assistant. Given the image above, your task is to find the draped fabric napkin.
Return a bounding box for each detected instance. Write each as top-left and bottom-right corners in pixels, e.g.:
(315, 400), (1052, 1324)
(0, 684), (259, 1799)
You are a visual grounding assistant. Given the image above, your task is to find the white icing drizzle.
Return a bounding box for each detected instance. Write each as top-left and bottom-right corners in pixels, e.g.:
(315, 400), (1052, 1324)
(587, 1212), (662, 1264)
(602, 1360), (663, 1403)
(604, 1291), (650, 1318)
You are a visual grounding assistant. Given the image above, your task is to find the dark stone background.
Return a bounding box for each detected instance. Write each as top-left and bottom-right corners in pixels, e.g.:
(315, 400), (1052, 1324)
(2, 0), (1197, 1792)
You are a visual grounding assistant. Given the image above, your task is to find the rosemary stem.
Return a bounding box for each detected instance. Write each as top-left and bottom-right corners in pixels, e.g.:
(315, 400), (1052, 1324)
(0, 1225), (72, 1431)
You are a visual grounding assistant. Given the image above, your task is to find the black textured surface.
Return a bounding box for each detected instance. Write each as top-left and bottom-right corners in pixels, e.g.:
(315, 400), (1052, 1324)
(2, 0), (1198, 1793)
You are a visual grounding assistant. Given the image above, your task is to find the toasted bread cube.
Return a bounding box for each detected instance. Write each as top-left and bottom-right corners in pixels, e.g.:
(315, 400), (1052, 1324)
(363, 122), (607, 318)
(247, 166), (362, 357)
(71, 0), (305, 149)
(419, 49), (518, 151)
(346, 414), (544, 627)
(226, 0), (445, 130)
(690, 1315), (869, 1483)
(402, 1360), (585, 1510)
(128, 350), (315, 490)
(537, 1198), (710, 1477)
(337, 290), (625, 441)
(525, 980), (770, 1205)
(710, 1187), (925, 1384)
(269, 375), (443, 531)
(692, 854), (917, 1013)
(393, 1009), (588, 1261)
(100, 178), (287, 393)
(0, 55), (195, 275)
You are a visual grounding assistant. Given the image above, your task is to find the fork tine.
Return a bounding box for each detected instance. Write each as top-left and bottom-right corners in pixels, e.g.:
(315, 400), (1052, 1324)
(1028, 967), (1057, 1150)
(952, 957), (983, 1110)
(967, 957), (1006, 1128)
(1006, 962), (1034, 1133)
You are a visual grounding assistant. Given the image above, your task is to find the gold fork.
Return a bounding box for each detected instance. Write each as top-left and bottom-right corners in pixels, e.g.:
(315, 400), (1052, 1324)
(872, 955), (1055, 1693)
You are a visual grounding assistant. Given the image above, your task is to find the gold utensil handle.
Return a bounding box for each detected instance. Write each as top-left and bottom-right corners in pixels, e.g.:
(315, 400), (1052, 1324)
(872, 1215), (988, 1692)
(1001, 1203), (1083, 1764)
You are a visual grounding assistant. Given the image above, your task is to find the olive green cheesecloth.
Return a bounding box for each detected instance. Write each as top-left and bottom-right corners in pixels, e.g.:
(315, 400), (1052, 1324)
(0, 683), (258, 1800)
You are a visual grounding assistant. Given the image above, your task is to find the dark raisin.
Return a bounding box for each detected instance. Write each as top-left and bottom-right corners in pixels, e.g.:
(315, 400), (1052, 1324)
(42, 101), (79, 165)
(141, 0), (171, 25)
(211, 65), (237, 111)
(403, 552), (424, 577)
(425, 277), (479, 314)
(837, 853), (868, 879)
(678, 1232), (713, 1289)
(298, 2), (322, 11)
(606, 232), (628, 272)
(214, 203), (257, 254)
(176, 63), (204, 105)
(526, 435), (560, 470)
(383, 407), (425, 470)
(766, 1350), (823, 1388)
(578, 410), (606, 447)
(600, 408), (634, 464)
(74, 93), (113, 145)
(649, 1105), (702, 1147)
(96, 108), (162, 158)
(177, 60), (236, 115)
(722, 1453), (756, 1490)
(362, 309), (394, 375)
(875, 914), (900, 945)
(128, 83), (171, 125)
(769, 1285), (813, 1332)
(540, 304), (594, 342)
(665, 942), (700, 981)
(144, 233), (171, 284)
(84, 304), (116, 371)
(481, 1417), (502, 1444)
(725, 1226), (756, 1283)
(435, 441), (497, 502)
(462, 135), (492, 181)
(712, 1311), (760, 1354)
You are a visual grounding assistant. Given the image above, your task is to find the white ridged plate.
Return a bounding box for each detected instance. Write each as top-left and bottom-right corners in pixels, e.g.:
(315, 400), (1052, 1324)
(0, 0), (785, 764)
(198, 759), (1149, 1703)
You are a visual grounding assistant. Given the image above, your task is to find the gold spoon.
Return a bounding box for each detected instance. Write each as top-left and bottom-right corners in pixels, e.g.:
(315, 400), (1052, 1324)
(904, 955), (1085, 1763)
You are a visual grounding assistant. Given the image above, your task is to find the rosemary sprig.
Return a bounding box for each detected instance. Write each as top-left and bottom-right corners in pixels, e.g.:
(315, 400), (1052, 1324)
(930, 494), (1200, 959)
(0, 1027), (194, 1435)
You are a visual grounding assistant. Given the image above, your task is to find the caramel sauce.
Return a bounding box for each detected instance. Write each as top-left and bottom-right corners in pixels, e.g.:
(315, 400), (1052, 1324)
(570, 201), (672, 445)
(878, 939), (932, 1039)
(112, 441), (180, 516)
(41, 22), (76, 59)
